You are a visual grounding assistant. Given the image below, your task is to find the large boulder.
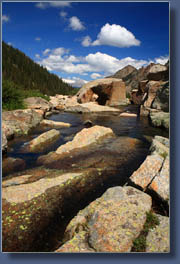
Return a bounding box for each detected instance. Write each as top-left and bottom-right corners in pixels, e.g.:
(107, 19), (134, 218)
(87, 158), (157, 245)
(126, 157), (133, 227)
(77, 78), (126, 106)
(55, 125), (114, 155)
(56, 186), (152, 253)
(2, 109), (43, 139)
(143, 81), (164, 108)
(23, 97), (52, 113)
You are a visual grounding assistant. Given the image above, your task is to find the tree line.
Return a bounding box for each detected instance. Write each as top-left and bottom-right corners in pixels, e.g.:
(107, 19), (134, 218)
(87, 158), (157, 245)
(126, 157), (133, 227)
(2, 41), (78, 110)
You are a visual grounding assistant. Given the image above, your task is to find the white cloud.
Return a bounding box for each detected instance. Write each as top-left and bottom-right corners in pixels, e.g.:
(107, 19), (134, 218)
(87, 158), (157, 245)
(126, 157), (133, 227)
(37, 47), (170, 80)
(36, 2), (71, 9)
(50, 2), (71, 8)
(43, 49), (51, 56)
(69, 16), (85, 31)
(82, 23), (140, 48)
(52, 47), (69, 56)
(63, 77), (88, 88)
(2, 15), (10, 23)
(35, 54), (40, 59)
(35, 37), (41, 41)
(90, 73), (103, 79)
(60, 11), (67, 18)
(82, 36), (92, 47)
(154, 56), (169, 65)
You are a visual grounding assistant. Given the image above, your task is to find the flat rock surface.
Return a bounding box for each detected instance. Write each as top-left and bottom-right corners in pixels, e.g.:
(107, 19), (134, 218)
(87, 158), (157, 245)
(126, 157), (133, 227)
(57, 186), (152, 252)
(40, 119), (71, 128)
(56, 125), (114, 155)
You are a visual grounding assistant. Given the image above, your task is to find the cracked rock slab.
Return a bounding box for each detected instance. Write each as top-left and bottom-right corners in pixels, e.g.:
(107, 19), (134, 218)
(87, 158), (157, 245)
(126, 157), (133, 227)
(57, 186), (152, 253)
(130, 154), (164, 190)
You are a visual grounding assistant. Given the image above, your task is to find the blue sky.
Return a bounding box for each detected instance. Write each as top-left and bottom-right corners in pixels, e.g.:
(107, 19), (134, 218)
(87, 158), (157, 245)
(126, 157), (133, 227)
(2, 1), (169, 87)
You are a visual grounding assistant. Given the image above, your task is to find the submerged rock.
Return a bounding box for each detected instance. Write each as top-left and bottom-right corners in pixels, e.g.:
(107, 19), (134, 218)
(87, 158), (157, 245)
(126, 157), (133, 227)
(22, 129), (60, 153)
(56, 186), (152, 253)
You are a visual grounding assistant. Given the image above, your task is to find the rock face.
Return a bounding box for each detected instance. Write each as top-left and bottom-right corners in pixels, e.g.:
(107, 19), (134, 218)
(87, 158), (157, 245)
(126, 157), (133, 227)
(77, 78), (126, 106)
(130, 135), (169, 202)
(143, 81), (164, 108)
(146, 214), (169, 252)
(23, 97), (52, 113)
(22, 129), (60, 153)
(2, 109), (43, 139)
(56, 186), (152, 253)
(56, 125), (114, 155)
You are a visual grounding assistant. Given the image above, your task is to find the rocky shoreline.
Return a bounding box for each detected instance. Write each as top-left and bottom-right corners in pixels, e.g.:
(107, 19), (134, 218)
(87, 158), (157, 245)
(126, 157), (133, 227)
(2, 102), (169, 252)
(2, 62), (170, 252)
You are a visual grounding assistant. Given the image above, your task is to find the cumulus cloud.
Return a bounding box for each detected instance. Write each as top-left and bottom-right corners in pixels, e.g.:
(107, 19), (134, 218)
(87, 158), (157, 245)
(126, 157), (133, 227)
(2, 15), (10, 23)
(63, 77), (88, 88)
(52, 47), (69, 56)
(43, 49), (51, 56)
(82, 36), (92, 47)
(82, 23), (140, 48)
(37, 48), (148, 77)
(35, 37), (41, 41)
(60, 11), (67, 18)
(35, 54), (40, 59)
(69, 16), (85, 31)
(90, 73), (103, 79)
(36, 2), (71, 9)
(154, 55), (169, 65)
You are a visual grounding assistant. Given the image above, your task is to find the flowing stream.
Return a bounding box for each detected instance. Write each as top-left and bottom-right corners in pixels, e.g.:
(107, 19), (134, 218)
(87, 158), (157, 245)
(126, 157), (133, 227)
(2, 105), (169, 251)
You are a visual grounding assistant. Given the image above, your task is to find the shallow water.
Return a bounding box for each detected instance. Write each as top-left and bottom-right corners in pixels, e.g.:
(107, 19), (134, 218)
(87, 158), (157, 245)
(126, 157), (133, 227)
(2, 105), (169, 252)
(4, 105), (168, 176)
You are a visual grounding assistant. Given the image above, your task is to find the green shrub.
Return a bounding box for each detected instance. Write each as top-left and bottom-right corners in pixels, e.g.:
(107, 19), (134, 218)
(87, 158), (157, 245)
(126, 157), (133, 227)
(2, 79), (25, 110)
